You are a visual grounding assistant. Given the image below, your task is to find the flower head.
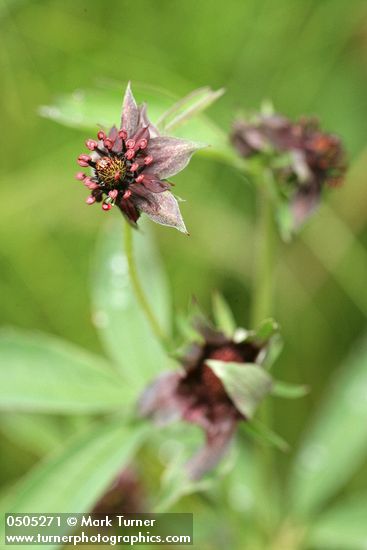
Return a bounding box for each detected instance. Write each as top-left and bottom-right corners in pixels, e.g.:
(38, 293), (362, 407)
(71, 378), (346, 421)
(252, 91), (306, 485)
(139, 313), (277, 480)
(231, 113), (347, 228)
(76, 83), (204, 233)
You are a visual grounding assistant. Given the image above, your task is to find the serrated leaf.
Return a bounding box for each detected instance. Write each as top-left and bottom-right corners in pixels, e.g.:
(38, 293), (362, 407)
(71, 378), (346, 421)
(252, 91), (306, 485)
(206, 361), (273, 419)
(289, 337), (367, 518)
(0, 330), (130, 413)
(92, 218), (172, 389)
(272, 381), (309, 399)
(307, 493), (367, 549)
(212, 292), (237, 337)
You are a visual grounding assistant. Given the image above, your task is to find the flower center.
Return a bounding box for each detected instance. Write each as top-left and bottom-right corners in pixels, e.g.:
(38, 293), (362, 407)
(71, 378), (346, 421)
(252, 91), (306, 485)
(95, 156), (126, 187)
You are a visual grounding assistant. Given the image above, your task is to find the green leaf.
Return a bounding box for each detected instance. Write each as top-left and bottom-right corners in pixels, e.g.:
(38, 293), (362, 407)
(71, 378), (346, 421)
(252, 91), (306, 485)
(157, 86), (225, 132)
(272, 381), (309, 399)
(39, 82), (238, 167)
(241, 420), (290, 453)
(206, 361), (273, 419)
(253, 318), (280, 342)
(0, 413), (64, 456)
(212, 292), (237, 337)
(92, 218), (172, 389)
(289, 337), (367, 518)
(0, 419), (148, 548)
(307, 493), (367, 549)
(0, 330), (130, 413)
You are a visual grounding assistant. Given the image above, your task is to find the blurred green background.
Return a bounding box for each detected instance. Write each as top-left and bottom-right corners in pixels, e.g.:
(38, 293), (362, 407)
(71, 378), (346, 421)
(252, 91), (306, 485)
(1, 0), (367, 547)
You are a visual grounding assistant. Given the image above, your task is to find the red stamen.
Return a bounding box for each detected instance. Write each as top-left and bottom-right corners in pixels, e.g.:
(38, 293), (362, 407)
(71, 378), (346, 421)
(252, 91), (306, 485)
(123, 190), (132, 199)
(144, 155), (153, 166)
(86, 139), (98, 151)
(75, 172), (86, 181)
(119, 129), (128, 140)
(102, 202), (112, 211)
(130, 162), (139, 172)
(88, 181), (99, 190)
(139, 139), (148, 150)
(86, 196), (96, 205)
(135, 174), (144, 183)
(114, 171), (121, 181)
(104, 138), (114, 150)
(78, 154), (92, 167)
(109, 189), (118, 200)
(126, 139), (136, 149)
(125, 150), (135, 160)
(97, 130), (106, 141)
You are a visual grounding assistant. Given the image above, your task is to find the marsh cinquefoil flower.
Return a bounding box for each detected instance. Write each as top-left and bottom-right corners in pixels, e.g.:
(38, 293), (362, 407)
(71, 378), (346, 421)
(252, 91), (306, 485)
(76, 83), (204, 233)
(231, 113), (347, 228)
(139, 315), (277, 480)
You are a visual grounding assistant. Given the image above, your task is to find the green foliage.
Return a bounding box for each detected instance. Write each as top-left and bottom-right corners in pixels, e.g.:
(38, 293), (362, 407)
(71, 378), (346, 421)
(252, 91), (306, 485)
(289, 338), (367, 519)
(1, 0), (367, 548)
(92, 218), (172, 389)
(0, 330), (131, 413)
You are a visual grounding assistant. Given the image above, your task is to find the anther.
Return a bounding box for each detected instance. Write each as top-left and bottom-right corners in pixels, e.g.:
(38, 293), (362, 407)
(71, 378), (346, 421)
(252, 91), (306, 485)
(125, 139), (136, 149)
(78, 154), (92, 167)
(104, 138), (114, 150)
(86, 139), (98, 151)
(144, 155), (153, 166)
(75, 172), (86, 181)
(139, 139), (148, 150)
(109, 189), (118, 200)
(123, 190), (132, 200)
(114, 171), (121, 181)
(102, 202), (112, 211)
(135, 174), (144, 183)
(86, 196), (96, 205)
(125, 150), (135, 160)
(97, 131), (106, 141)
(118, 129), (128, 140)
(130, 162), (139, 172)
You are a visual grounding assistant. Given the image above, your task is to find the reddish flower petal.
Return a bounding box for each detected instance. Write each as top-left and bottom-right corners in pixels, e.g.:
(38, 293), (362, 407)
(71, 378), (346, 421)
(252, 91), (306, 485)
(138, 372), (184, 425)
(120, 82), (139, 138)
(138, 104), (160, 138)
(186, 418), (237, 480)
(134, 190), (188, 233)
(291, 186), (321, 229)
(146, 136), (205, 179)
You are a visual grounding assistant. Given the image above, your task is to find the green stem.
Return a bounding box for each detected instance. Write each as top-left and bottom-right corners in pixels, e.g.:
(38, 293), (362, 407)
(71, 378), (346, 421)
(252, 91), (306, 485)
(123, 223), (167, 345)
(250, 176), (278, 536)
(251, 185), (276, 327)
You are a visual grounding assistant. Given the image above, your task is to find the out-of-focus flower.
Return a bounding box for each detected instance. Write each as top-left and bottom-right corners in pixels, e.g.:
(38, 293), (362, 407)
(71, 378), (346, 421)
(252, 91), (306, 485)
(139, 312), (277, 480)
(91, 467), (145, 515)
(231, 113), (347, 228)
(76, 83), (204, 233)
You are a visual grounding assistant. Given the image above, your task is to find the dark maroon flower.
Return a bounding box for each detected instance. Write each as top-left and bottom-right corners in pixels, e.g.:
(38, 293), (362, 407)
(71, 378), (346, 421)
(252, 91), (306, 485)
(139, 319), (275, 480)
(231, 114), (347, 228)
(76, 83), (204, 233)
(91, 467), (145, 515)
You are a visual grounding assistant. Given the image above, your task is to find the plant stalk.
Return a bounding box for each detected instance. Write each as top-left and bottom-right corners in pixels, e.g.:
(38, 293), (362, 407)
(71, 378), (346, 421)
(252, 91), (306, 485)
(123, 223), (167, 345)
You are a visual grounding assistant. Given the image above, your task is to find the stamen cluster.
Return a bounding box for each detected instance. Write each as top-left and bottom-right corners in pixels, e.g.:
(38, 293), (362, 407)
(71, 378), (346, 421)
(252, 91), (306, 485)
(76, 126), (165, 217)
